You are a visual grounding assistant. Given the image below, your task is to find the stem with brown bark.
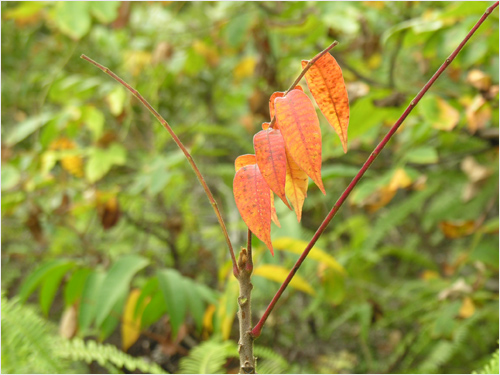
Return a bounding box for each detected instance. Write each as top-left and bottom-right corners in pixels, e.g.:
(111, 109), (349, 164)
(237, 229), (255, 373)
(80, 54), (239, 277)
(251, 0), (499, 338)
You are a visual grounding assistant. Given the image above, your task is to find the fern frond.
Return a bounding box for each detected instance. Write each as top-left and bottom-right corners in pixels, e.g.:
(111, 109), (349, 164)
(179, 339), (237, 374)
(254, 345), (289, 374)
(1, 295), (75, 374)
(474, 349), (499, 374)
(56, 338), (164, 374)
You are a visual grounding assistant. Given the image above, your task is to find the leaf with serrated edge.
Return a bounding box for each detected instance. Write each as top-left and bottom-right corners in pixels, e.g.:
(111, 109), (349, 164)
(270, 191), (281, 227)
(285, 148), (308, 222)
(275, 89), (325, 194)
(302, 53), (349, 153)
(254, 129), (291, 209)
(233, 164), (273, 254)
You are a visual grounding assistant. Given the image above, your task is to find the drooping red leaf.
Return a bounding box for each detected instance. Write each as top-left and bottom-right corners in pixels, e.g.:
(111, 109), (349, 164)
(302, 53), (350, 153)
(274, 89), (325, 194)
(270, 191), (281, 228)
(254, 129), (291, 209)
(235, 154), (257, 171)
(269, 85), (304, 128)
(285, 148), (308, 222)
(233, 160), (274, 255)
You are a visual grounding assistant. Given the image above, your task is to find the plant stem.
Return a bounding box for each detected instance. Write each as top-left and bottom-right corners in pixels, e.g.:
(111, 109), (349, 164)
(237, 230), (255, 373)
(269, 40), (339, 129)
(251, 0), (499, 338)
(80, 54), (239, 276)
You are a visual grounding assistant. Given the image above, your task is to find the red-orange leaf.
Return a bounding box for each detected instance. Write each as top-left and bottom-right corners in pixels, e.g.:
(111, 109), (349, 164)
(274, 89), (325, 194)
(302, 53), (350, 153)
(235, 154), (257, 171)
(269, 85), (304, 127)
(254, 129), (291, 209)
(233, 163), (274, 255)
(270, 191), (281, 228)
(285, 148), (308, 222)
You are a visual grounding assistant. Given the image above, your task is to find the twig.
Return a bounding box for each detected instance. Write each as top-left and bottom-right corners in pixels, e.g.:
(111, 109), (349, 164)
(269, 40), (339, 129)
(251, 0), (499, 338)
(80, 54), (239, 277)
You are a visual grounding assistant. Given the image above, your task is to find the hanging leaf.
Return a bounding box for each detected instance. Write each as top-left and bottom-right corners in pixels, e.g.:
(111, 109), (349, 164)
(284, 148), (308, 222)
(274, 89), (325, 194)
(233, 162), (273, 254)
(302, 53), (350, 153)
(253, 129), (291, 209)
(235, 154), (257, 171)
(270, 191), (281, 228)
(269, 85), (304, 127)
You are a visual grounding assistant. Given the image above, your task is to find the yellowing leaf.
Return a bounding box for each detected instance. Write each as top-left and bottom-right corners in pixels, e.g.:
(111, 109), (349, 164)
(121, 288), (150, 352)
(302, 53), (350, 152)
(233, 162), (273, 254)
(275, 89), (325, 194)
(285, 148), (308, 222)
(272, 237), (346, 275)
(466, 95), (491, 133)
(254, 265), (315, 295)
(234, 56), (256, 81)
(439, 220), (476, 239)
(458, 297), (475, 318)
(254, 129), (291, 209)
(433, 97), (460, 131)
(202, 304), (216, 337)
(388, 168), (412, 191)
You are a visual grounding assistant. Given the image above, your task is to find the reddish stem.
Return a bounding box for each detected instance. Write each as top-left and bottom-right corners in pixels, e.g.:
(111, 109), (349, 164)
(251, 0), (499, 338)
(80, 54), (239, 276)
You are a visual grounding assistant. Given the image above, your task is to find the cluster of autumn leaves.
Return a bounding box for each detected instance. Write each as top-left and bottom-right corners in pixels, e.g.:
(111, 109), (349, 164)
(233, 53), (350, 254)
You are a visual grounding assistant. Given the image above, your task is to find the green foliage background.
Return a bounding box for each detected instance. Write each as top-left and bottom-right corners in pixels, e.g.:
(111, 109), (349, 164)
(2, 1), (498, 374)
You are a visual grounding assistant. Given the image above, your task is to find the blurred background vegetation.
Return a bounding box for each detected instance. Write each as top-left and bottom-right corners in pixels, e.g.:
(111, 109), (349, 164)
(1, 1), (499, 374)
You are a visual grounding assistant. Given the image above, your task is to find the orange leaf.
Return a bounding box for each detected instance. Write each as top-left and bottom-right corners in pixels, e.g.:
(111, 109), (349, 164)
(270, 191), (281, 228)
(285, 148), (309, 222)
(233, 163), (273, 254)
(302, 54), (350, 153)
(274, 89), (325, 194)
(235, 154), (257, 171)
(439, 220), (476, 239)
(270, 85), (304, 125)
(254, 129), (291, 209)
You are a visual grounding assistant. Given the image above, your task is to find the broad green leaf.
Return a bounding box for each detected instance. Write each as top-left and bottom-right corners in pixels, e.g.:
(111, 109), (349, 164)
(39, 262), (75, 316)
(157, 269), (187, 338)
(54, 2), (91, 40)
(85, 143), (127, 183)
(1, 165), (21, 191)
(64, 268), (91, 307)
(406, 147), (439, 164)
(272, 237), (346, 275)
(5, 112), (54, 146)
(134, 277), (158, 319)
(18, 259), (70, 303)
(100, 291), (127, 341)
(89, 1), (120, 23)
(79, 271), (106, 334)
(141, 292), (167, 329)
(254, 265), (315, 295)
(95, 255), (149, 327)
(82, 106), (105, 141)
(183, 278), (205, 332)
